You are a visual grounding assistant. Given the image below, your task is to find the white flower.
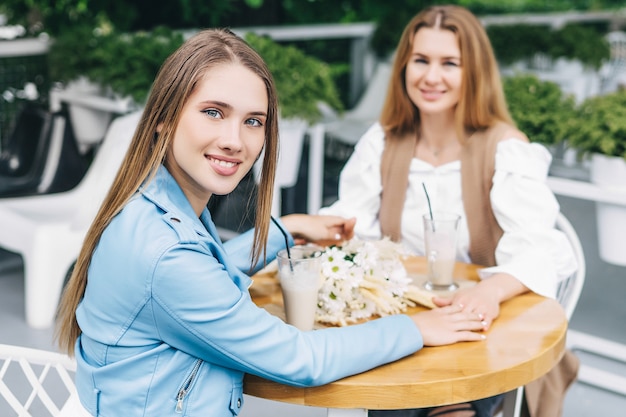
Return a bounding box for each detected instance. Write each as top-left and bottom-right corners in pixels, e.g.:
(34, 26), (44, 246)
(316, 237), (414, 326)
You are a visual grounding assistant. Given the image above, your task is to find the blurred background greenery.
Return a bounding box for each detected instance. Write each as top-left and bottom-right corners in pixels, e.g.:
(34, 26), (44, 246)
(2, 0), (625, 43)
(1, 0), (624, 153)
(1, 0), (622, 105)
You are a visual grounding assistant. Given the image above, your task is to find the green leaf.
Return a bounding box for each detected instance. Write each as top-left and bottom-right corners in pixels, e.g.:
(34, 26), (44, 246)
(245, 33), (343, 124)
(244, 0), (264, 8)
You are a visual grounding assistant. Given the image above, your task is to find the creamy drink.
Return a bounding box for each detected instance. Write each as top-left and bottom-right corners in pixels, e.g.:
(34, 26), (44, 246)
(423, 213), (460, 291)
(279, 268), (320, 331)
(276, 246), (323, 331)
(427, 255), (456, 287)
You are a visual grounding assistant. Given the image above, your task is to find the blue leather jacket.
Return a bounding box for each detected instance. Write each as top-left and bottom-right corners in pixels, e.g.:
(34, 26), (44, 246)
(75, 166), (423, 416)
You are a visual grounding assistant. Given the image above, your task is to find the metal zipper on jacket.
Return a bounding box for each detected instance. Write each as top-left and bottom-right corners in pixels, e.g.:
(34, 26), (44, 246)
(175, 359), (203, 413)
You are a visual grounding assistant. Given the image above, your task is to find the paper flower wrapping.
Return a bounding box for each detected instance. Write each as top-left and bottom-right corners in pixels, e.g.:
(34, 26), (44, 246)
(316, 237), (426, 326)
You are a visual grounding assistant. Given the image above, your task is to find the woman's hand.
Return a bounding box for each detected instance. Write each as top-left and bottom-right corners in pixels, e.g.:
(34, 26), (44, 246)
(410, 304), (486, 346)
(280, 214), (356, 245)
(431, 273), (528, 331)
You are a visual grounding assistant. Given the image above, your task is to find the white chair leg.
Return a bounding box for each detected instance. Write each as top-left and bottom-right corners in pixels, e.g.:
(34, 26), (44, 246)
(501, 387), (524, 417)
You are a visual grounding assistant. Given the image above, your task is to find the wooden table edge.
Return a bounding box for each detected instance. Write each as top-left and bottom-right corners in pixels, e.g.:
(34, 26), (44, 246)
(244, 257), (569, 410)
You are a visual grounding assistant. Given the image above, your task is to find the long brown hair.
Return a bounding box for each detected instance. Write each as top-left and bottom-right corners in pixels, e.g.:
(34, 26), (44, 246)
(380, 4), (514, 140)
(56, 28), (279, 356)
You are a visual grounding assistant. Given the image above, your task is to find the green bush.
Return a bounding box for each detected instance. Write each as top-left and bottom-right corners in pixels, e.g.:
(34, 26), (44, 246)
(245, 32), (344, 124)
(48, 25), (184, 104)
(548, 24), (609, 70)
(567, 91), (626, 159)
(488, 25), (554, 66)
(489, 23), (609, 69)
(503, 74), (578, 146)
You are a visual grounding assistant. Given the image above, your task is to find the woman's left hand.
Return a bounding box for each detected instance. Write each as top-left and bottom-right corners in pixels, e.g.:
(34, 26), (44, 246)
(280, 214), (356, 245)
(432, 273), (528, 331)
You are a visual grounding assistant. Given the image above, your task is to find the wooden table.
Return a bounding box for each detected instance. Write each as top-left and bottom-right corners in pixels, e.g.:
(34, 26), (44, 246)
(245, 256), (568, 417)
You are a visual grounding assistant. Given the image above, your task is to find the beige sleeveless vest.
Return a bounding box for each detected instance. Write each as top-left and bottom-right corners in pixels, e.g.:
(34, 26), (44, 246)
(379, 122), (514, 267)
(379, 124), (579, 417)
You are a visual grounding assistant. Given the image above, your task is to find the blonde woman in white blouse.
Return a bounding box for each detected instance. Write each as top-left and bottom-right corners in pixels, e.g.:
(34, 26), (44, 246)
(320, 5), (578, 417)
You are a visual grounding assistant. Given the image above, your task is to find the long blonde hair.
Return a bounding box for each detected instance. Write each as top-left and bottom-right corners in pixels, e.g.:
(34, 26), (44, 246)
(380, 4), (514, 140)
(56, 28), (279, 356)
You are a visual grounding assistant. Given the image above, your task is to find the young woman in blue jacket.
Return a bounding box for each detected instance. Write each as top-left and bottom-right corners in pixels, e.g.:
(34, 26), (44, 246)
(55, 28), (487, 417)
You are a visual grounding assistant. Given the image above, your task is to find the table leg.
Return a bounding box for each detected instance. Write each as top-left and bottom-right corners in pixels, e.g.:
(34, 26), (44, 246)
(326, 408), (368, 417)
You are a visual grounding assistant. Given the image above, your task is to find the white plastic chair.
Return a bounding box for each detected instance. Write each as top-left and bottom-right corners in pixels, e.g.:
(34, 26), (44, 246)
(0, 110), (142, 329)
(554, 212), (586, 319)
(321, 62), (392, 146)
(501, 211), (586, 417)
(555, 208), (626, 399)
(0, 344), (78, 416)
(599, 31), (626, 94)
(253, 118), (309, 217)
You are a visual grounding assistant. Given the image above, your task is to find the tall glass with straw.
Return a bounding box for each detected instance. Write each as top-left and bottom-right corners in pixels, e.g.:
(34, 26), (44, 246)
(271, 217), (324, 330)
(422, 183), (460, 291)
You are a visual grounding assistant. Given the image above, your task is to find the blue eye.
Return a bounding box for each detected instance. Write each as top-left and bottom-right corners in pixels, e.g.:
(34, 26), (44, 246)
(245, 118), (263, 127)
(203, 109), (222, 118)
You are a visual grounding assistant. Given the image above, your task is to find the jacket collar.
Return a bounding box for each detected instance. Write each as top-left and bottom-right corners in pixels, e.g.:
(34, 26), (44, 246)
(139, 166), (219, 241)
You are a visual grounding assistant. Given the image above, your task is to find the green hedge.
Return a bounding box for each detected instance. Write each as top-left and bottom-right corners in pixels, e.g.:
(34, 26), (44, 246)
(567, 91), (626, 159)
(504, 74), (626, 160)
(245, 33), (344, 124)
(503, 74), (578, 146)
(48, 25), (184, 104)
(488, 23), (610, 69)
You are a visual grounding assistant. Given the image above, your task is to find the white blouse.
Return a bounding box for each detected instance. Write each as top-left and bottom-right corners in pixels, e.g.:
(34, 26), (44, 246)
(319, 123), (577, 298)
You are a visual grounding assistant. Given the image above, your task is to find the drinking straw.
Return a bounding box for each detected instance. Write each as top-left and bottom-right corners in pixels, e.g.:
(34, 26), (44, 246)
(270, 216), (293, 271)
(422, 182), (435, 232)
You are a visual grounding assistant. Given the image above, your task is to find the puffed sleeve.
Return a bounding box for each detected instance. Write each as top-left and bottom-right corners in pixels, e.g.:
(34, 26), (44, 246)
(478, 139), (578, 298)
(318, 123), (385, 240)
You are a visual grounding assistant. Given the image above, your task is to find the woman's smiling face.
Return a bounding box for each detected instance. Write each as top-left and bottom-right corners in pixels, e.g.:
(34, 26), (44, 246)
(405, 27), (462, 116)
(166, 62), (268, 215)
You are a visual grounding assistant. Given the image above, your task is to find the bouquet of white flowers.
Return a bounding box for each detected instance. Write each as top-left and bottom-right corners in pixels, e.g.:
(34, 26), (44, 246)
(316, 237), (432, 326)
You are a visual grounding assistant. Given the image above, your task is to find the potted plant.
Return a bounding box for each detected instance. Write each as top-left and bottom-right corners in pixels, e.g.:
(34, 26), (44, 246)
(47, 24), (184, 150)
(244, 32), (344, 124)
(490, 23), (610, 71)
(503, 73), (578, 149)
(567, 90), (626, 265)
(244, 33), (345, 214)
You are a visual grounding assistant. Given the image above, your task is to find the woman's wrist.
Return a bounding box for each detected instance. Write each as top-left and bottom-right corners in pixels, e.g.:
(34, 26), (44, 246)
(479, 273), (528, 303)
(279, 214), (306, 238)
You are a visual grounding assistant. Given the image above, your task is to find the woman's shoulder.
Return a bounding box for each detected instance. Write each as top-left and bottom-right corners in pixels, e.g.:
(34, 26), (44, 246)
(495, 138), (552, 179)
(116, 194), (209, 250)
(491, 122), (529, 144)
(351, 122), (386, 157)
(356, 122), (385, 146)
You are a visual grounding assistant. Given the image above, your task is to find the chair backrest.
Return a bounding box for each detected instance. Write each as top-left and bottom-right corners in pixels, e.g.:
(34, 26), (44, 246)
(554, 212), (586, 320)
(346, 62), (392, 121)
(253, 118), (308, 217)
(0, 344), (77, 417)
(70, 110), (142, 229)
(0, 104), (52, 178)
(37, 108), (90, 195)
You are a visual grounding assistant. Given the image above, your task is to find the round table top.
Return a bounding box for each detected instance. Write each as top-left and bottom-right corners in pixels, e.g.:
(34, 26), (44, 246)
(245, 256), (568, 410)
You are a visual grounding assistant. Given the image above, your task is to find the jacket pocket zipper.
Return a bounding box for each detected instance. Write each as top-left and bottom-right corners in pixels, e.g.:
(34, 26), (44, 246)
(175, 359), (203, 413)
